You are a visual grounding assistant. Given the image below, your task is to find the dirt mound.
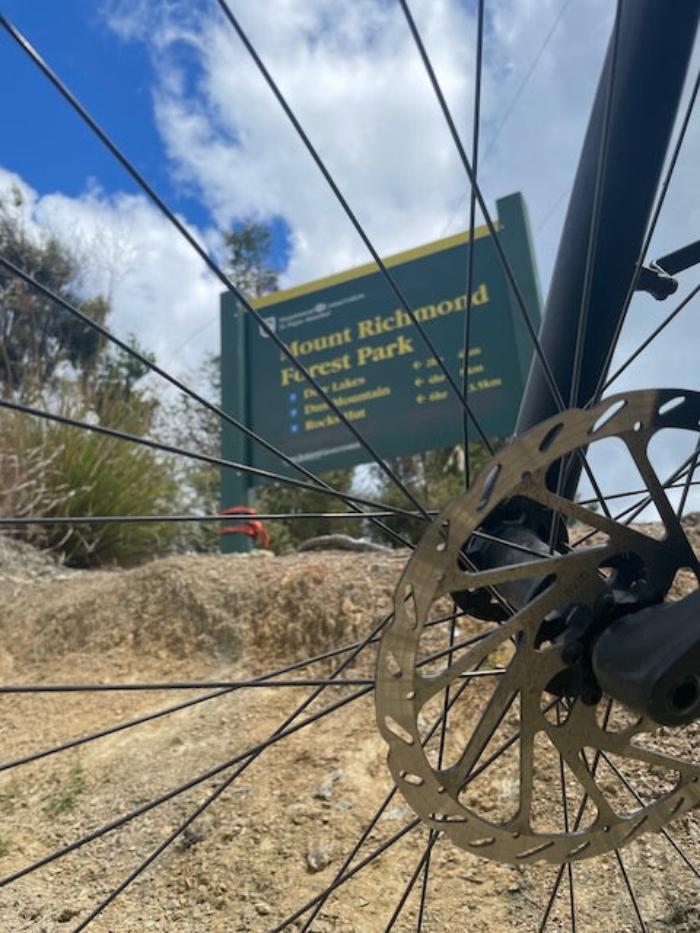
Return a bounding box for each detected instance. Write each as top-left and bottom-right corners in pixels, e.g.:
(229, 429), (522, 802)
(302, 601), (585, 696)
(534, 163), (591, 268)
(0, 547), (406, 667)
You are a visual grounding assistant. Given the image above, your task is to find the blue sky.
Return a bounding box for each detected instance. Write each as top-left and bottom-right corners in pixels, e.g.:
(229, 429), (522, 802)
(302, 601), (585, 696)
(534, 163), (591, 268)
(1, 3), (167, 206)
(0, 1), (292, 267)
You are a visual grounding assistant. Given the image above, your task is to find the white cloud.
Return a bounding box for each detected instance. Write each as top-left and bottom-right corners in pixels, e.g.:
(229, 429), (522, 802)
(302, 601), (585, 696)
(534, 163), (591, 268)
(0, 167), (221, 380)
(99, 0), (617, 291)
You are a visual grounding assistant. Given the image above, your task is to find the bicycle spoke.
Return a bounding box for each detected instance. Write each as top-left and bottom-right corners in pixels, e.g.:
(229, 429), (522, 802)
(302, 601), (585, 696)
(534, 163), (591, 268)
(0, 14), (430, 519)
(416, 831), (436, 932)
(0, 614), (420, 776)
(573, 453), (700, 551)
(72, 768), (237, 929)
(0, 518), (555, 560)
(301, 783), (399, 931)
(677, 444), (700, 518)
(538, 700), (612, 931)
(556, 703), (577, 932)
(535, 187), (571, 236)
(441, 0), (572, 237)
(614, 849), (647, 932)
(416, 609), (461, 926)
(600, 751), (700, 881)
(0, 510), (426, 525)
(0, 678), (373, 694)
(578, 478), (700, 508)
(619, 445), (700, 528)
(482, 0), (573, 161)
(385, 831), (439, 931)
(416, 635), (504, 677)
(0, 517), (550, 561)
(0, 689), (237, 775)
(626, 438), (700, 572)
(0, 606), (481, 777)
(435, 613), (460, 767)
(273, 819), (422, 931)
(461, 0), (485, 490)
(602, 281), (700, 394)
(302, 669), (472, 930)
(0, 255), (409, 546)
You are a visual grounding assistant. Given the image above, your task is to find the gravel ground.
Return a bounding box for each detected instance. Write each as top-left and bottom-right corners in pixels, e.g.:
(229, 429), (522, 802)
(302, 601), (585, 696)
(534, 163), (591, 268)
(0, 534), (699, 932)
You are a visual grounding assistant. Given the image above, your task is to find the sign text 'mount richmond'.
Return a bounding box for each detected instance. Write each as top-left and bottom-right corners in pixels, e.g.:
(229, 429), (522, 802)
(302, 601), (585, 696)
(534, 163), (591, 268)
(220, 192), (542, 500)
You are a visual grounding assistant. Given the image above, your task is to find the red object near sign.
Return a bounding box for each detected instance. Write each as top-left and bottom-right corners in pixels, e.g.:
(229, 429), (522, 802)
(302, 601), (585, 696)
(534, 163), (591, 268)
(218, 506), (271, 549)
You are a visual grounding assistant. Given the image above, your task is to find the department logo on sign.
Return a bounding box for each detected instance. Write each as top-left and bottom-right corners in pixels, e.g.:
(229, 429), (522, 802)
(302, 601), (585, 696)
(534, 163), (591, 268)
(259, 315), (277, 337)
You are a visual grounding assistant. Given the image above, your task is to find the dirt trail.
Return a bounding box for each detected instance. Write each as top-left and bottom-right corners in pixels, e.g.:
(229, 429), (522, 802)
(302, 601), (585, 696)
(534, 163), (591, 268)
(0, 538), (699, 932)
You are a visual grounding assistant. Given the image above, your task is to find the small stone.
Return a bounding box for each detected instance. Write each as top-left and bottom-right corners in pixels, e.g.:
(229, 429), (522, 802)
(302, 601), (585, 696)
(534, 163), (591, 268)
(306, 839), (332, 873)
(56, 908), (80, 923)
(255, 902), (271, 916)
(381, 806), (412, 821)
(179, 825), (207, 849)
(313, 768), (343, 801)
(287, 802), (317, 825)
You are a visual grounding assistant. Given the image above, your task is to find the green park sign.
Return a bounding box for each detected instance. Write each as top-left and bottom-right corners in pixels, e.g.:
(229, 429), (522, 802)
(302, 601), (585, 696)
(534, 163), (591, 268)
(220, 192), (542, 514)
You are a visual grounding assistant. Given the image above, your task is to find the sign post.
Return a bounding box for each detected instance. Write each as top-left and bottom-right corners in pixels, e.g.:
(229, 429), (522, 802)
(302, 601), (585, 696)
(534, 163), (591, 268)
(220, 192), (541, 551)
(219, 301), (253, 552)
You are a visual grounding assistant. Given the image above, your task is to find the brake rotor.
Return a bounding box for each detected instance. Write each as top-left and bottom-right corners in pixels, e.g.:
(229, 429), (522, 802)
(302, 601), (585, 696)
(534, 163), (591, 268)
(376, 388), (700, 865)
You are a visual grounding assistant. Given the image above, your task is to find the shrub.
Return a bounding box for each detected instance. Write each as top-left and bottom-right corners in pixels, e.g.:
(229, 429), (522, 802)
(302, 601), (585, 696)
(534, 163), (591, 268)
(1, 394), (179, 567)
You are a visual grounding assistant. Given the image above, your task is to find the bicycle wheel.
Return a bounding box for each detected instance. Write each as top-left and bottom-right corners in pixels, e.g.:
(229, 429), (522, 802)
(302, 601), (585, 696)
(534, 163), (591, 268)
(1, 2), (700, 931)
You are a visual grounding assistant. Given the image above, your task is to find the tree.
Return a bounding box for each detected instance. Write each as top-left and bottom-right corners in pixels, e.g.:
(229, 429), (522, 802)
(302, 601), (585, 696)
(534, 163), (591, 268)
(223, 220), (279, 297)
(0, 188), (109, 396)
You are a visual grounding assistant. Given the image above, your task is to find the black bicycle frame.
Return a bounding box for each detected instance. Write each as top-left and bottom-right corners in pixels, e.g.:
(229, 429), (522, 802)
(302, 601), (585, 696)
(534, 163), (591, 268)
(515, 0), (700, 497)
